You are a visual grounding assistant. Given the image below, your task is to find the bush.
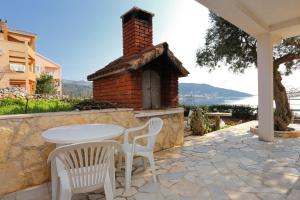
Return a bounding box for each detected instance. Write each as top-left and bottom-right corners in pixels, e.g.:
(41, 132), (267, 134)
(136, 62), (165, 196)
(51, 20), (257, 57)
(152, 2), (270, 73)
(183, 104), (257, 119)
(208, 105), (257, 119)
(36, 73), (56, 94)
(190, 108), (210, 135)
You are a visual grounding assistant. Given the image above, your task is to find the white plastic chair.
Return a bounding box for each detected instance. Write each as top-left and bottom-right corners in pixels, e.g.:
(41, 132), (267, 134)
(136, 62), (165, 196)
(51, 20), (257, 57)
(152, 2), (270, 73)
(48, 141), (120, 200)
(120, 117), (163, 191)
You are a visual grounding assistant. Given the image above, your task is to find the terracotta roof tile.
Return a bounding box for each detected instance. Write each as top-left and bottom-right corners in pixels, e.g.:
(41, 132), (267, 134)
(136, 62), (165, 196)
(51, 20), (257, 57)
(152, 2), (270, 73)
(87, 42), (189, 81)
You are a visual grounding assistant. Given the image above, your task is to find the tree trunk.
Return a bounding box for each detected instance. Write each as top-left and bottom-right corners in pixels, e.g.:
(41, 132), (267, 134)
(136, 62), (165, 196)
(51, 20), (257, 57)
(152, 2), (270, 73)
(273, 64), (292, 131)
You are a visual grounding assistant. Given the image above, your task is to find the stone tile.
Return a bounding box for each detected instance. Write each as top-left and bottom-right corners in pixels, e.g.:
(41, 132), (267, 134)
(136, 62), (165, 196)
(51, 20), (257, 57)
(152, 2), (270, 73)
(206, 184), (229, 200)
(122, 187), (137, 197)
(191, 187), (212, 200)
(269, 167), (300, 176)
(239, 158), (258, 166)
(0, 192), (16, 200)
(15, 184), (49, 200)
(115, 188), (125, 197)
(133, 192), (164, 200)
(170, 179), (201, 197)
(138, 182), (160, 193)
(263, 173), (299, 189)
(160, 187), (177, 198)
(225, 191), (260, 200)
(159, 172), (187, 181)
(292, 179), (300, 190)
(257, 193), (285, 200)
(131, 178), (146, 188)
(88, 194), (104, 200)
(159, 178), (176, 188)
(287, 189), (300, 200)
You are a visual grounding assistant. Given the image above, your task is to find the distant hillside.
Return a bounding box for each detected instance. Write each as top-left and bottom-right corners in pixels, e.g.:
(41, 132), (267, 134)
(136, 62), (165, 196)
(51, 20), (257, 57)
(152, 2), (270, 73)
(62, 80), (92, 97)
(62, 80), (253, 99)
(179, 83), (253, 98)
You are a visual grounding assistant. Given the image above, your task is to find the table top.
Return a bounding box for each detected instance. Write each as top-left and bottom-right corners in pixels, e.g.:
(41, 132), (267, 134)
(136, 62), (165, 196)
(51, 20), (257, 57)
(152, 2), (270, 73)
(205, 112), (232, 117)
(42, 124), (124, 144)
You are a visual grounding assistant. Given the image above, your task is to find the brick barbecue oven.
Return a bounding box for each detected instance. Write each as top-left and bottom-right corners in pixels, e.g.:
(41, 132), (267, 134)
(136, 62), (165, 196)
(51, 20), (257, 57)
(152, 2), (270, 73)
(87, 7), (189, 110)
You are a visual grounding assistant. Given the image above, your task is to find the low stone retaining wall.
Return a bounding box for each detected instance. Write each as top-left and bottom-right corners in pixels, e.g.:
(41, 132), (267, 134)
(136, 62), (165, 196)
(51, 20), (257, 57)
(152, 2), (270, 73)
(0, 108), (184, 196)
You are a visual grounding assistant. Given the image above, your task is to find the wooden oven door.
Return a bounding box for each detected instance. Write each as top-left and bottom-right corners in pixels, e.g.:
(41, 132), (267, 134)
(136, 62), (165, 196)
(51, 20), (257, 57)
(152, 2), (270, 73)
(142, 69), (161, 109)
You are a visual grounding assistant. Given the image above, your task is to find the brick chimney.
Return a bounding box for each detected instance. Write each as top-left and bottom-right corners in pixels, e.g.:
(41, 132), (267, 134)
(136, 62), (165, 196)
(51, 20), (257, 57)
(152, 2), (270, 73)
(121, 7), (154, 57)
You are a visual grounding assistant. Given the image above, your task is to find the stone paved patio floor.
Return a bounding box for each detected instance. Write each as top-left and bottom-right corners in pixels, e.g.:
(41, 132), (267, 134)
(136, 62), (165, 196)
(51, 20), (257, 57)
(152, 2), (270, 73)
(103, 121), (300, 200)
(3, 121), (300, 200)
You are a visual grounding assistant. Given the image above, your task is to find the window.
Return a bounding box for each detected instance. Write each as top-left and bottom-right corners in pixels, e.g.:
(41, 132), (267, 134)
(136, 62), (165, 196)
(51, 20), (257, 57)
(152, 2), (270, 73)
(9, 63), (25, 73)
(46, 71), (55, 76)
(35, 66), (41, 73)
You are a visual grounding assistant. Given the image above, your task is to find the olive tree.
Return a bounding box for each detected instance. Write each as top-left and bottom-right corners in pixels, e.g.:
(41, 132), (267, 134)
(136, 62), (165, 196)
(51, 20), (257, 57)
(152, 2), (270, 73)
(196, 12), (300, 131)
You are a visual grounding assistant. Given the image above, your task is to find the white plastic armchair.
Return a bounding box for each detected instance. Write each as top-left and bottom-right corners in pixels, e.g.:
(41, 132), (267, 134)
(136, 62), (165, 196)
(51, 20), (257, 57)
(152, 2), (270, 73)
(121, 117), (163, 191)
(48, 141), (120, 200)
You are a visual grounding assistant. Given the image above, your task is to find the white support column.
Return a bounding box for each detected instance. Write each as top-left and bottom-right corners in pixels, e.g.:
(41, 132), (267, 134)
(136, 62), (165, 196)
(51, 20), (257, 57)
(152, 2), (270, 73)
(257, 33), (274, 142)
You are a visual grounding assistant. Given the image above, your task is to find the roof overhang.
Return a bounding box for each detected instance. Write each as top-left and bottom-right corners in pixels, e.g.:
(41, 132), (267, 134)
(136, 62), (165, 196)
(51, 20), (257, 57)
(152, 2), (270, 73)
(36, 53), (62, 68)
(195, 0), (300, 41)
(8, 29), (37, 38)
(87, 43), (189, 81)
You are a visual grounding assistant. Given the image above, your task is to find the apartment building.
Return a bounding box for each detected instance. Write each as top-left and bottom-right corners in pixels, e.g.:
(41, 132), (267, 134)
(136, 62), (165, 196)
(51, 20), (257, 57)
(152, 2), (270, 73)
(0, 20), (62, 95)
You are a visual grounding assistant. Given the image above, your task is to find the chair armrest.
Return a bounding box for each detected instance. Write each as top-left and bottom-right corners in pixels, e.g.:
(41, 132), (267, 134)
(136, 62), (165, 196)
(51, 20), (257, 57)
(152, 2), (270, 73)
(132, 134), (151, 144)
(124, 123), (149, 144)
(131, 134), (153, 154)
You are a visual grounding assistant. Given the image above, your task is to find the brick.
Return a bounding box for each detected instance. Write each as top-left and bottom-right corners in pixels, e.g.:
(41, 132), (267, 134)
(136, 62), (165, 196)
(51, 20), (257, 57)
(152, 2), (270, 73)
(123, 18), (152, 57)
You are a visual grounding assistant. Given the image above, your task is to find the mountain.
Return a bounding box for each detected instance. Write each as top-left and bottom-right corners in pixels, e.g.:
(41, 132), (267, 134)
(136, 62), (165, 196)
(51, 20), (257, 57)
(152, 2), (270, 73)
(179, 83), (253, 98)
(62, 80), (92, 97)
(62, 80), (253, 99)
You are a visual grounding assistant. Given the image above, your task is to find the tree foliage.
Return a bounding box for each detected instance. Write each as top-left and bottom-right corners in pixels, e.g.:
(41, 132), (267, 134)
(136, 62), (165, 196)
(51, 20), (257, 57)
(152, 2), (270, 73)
(196, 12), (300, 131)
(36, 73), (56, 95)
(190, 108), (210, 135)
(197, 12), (300, 73)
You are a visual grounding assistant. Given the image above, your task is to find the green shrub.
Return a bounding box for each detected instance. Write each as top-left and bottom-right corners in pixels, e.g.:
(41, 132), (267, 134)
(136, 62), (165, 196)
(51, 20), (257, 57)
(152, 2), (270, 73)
(190, 108), (210, 135)
(208, 104), (257, 119)
(183, 104), (257, 119)
(36, 73), (56, 94)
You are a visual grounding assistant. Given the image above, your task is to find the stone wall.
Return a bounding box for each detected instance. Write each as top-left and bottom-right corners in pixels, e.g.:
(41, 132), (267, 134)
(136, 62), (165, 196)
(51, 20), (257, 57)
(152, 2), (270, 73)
(0, 87), (26, 98)
(0, 108), (184, 196)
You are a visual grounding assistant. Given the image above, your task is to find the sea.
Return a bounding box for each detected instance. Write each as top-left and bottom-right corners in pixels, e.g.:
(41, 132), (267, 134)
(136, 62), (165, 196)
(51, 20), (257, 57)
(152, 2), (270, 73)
(180, 95), (300, 116)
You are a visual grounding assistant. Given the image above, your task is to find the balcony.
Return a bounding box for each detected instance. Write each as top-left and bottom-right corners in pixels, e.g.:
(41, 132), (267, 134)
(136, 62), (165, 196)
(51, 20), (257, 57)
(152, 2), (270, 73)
(27, 46), (35, 60)
(7, 41), (36, 60)
(44, 70), (60, 79)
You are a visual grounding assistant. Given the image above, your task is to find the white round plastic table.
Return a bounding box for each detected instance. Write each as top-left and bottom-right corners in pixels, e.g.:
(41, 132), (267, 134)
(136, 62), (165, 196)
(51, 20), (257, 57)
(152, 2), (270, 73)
(42, 124), (124, 145)
(42, 124), (124, 200)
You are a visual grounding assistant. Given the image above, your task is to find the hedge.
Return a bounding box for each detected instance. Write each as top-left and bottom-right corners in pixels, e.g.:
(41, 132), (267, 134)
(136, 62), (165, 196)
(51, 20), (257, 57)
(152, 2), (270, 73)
(183, 104), (257, 120)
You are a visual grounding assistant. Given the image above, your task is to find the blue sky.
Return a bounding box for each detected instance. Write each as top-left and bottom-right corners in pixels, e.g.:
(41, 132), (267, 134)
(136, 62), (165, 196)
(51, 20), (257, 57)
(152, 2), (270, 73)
(1, 0), (299, 94)
(1, 0), (181, 80)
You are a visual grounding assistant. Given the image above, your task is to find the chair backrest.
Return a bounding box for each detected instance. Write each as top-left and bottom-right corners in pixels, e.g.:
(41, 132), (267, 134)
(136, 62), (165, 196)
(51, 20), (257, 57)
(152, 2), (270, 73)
(147, 117), (163, 149)
(48, 141), (119, 192)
